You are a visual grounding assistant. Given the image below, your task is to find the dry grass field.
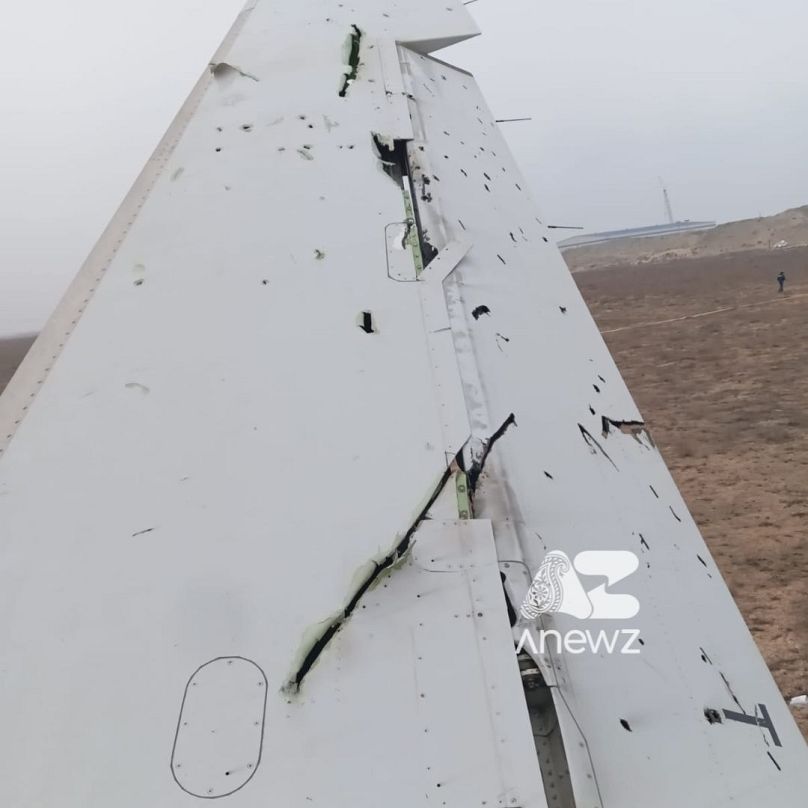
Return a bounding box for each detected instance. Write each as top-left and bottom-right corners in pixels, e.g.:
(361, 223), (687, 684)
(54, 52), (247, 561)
(565, 206), (808, 273)
(576, 246), (808, 739)
(0, 334), (34, 393)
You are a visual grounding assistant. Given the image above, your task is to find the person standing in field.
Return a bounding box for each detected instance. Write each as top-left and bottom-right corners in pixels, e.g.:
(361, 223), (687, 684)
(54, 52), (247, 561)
(777, 271), (786, 293)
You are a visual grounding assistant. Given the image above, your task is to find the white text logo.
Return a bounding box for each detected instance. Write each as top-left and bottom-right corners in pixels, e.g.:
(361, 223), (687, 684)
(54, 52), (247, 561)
(520, 549), (640, 621)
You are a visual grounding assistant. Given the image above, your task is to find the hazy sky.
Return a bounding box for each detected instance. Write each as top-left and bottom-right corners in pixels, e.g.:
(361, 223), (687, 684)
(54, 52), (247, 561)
(2, 0), (807, 336)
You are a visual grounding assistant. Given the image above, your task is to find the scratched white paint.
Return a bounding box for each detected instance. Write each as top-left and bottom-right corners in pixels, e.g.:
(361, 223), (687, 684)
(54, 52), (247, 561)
(0, 0), (806, 806)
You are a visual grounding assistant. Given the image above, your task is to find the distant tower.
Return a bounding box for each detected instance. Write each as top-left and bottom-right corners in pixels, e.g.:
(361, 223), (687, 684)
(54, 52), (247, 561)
(659, 178), (675, 224)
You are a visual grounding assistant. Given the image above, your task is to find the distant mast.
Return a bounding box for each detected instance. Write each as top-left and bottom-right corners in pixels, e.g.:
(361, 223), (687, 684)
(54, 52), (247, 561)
(660, 177), (675, 224)
(559, 178), (716, 250)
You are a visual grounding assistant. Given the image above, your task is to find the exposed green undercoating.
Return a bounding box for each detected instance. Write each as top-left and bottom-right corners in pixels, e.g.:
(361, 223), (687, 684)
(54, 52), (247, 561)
(339, 25), (362, 97)
(401, 185), (425, 276)
(455, 471), (471, 519)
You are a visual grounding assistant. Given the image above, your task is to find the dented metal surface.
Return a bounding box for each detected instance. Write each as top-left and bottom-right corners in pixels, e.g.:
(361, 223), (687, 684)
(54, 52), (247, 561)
(0, 0), (806, 806)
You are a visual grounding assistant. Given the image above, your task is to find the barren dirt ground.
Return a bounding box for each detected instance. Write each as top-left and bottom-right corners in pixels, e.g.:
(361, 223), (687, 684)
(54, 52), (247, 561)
(0, 335), (34, 393)
(576, 247), (808, 739)
(564, 206), (808, 273)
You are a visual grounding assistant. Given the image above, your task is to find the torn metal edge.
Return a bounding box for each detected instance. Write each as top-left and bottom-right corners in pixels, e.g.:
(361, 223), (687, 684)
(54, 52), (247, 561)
(283, 455), (463, 693)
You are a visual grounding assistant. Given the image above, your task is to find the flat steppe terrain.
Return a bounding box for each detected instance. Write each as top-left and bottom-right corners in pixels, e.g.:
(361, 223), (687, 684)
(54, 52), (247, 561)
(576, 246), (808, 738)
(0, 334), (34, 393)
(565, 206), (808, 272)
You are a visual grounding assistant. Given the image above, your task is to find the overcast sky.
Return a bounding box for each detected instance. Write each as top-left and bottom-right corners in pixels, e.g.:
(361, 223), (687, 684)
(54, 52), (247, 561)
(2, 0), (807, 336)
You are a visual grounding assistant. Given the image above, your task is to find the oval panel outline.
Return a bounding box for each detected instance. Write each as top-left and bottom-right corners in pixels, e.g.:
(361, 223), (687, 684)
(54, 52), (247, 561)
(170, 656), (268, 800)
